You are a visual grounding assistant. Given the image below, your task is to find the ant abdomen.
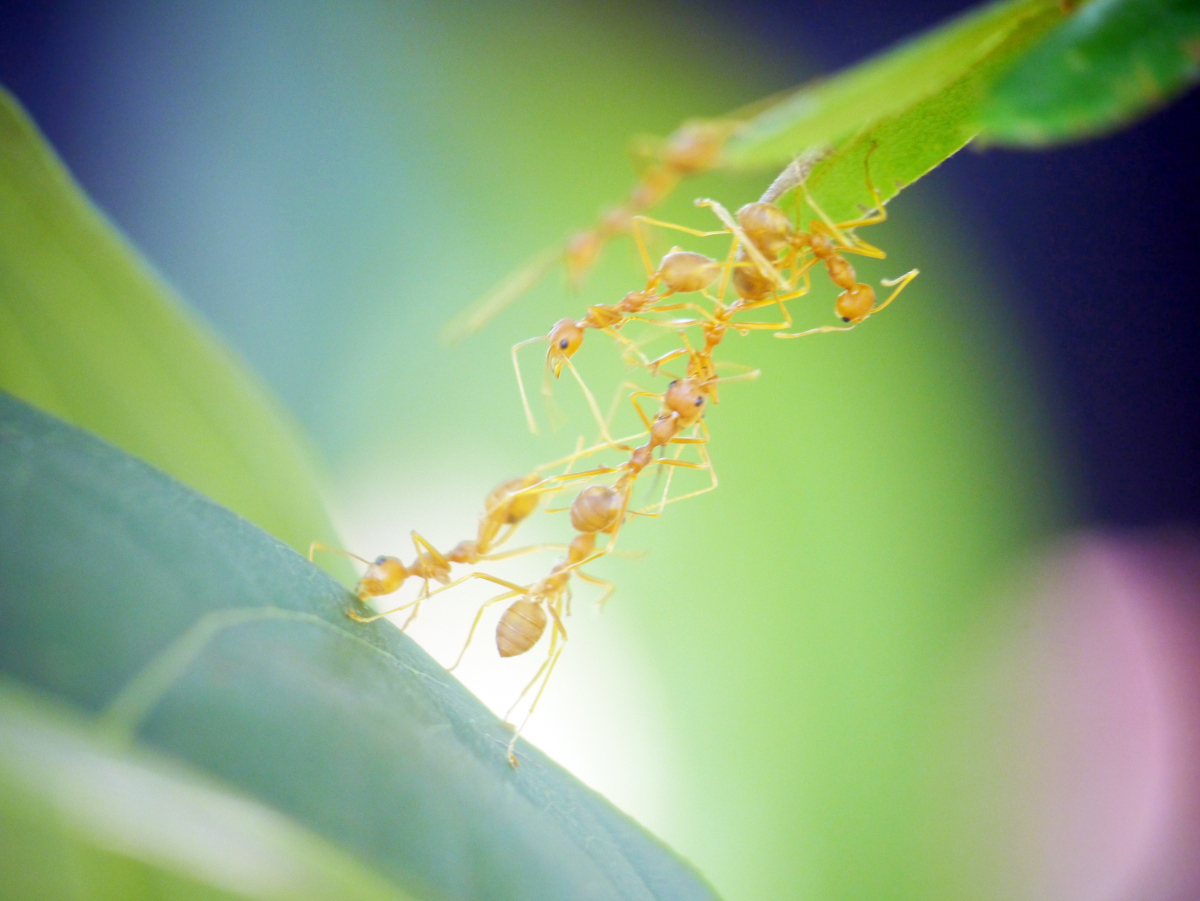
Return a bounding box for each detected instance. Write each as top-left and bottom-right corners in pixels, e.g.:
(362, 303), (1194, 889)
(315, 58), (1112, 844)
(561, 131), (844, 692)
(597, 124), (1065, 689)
(570, 485), (623, 534)
(731, 247), (777, 302)
(497, 599), (547, 658)
(658, 251), (722, 294)
(736, 202), (792, 256)
(485, 474), (542, 526)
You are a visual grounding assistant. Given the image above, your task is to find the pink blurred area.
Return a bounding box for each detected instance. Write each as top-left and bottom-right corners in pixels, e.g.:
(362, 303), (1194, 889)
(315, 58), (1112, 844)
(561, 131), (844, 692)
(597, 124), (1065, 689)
(997, 533), (1200, 901)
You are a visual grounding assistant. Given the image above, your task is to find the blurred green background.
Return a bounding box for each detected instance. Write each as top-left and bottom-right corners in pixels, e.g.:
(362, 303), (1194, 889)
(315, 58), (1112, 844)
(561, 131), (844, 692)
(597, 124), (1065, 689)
(2, 3), (1074, 899)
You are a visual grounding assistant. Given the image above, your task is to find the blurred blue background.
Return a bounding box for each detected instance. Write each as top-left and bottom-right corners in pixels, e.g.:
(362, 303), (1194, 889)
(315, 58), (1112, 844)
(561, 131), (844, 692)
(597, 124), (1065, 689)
(3, 2), (1199, 900)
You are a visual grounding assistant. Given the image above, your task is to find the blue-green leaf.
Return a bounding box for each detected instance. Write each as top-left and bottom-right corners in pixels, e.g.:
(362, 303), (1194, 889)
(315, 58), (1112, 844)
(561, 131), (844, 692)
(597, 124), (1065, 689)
(0, 392), (718, 901)
(979, 0), (1200, 145)
(0, 86), (343, 570)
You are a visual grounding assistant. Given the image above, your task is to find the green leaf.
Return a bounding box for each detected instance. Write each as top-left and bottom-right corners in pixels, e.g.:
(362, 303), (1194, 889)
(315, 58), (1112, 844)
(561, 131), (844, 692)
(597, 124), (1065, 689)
(0, 681), (412, 901)
(979, 0), (1200, 145)
(722, 0), (1068, 222)
(0, 392), (718, 901)
(0, 85), (344, 570)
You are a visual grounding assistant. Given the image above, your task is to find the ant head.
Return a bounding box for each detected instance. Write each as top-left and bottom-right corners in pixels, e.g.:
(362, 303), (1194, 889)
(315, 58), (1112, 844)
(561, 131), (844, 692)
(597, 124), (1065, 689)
(358, 556), (407, 599)
(663, 120), (725, 175)
(547, 318), (584, 375)
(834, 283), (876, 324)
(736, 202), (793, 256)
(663, 377), (707, 424)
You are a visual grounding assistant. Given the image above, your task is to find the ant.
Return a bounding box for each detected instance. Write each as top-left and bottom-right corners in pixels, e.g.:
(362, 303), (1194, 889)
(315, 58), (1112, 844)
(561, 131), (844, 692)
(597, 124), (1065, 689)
(509, 223), (745, 437)
(315, 473), (552, 628)
(731, 145), (920, 338)
(441, 118), (740, 344)
(365, 480), (625, 765)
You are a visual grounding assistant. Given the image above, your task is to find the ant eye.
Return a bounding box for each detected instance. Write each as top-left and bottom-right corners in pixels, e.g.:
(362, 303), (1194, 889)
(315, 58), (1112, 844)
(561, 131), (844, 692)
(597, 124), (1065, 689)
(669, 380), (677, 387)
(375, 556), (388, 565)
(841, 316), (851, 323)
(559, 338), (570, 349)
(695, 397), (704, 406)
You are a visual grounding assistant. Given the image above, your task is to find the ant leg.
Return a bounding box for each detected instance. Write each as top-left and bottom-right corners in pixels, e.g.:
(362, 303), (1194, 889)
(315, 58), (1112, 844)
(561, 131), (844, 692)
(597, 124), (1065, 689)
(801, 183), (851, 247)
(540, 355), (568, 432)
(481, 543), (569, 562)
(600, 326), (652, 370)
(711, 369), (761, 386)
(533, 433), (645, 472)
(873, 269), (919, 314)
(450, 585), (528, 671)
(539, 435), (585, 510)
(833, 142), (888, 231)
(634, 302), (721, 323)
(628, 391), (665, 431)
(775, 323), (855, 340)
(395, 531), (450, 629)
(561, 357), (615, 445)
(308, 542), (370, 567)
(346, 595), (422, 624)
(633, 458), (708, 517)
(807, 204), (885, 259)
(716, 226), (741, 301)
(604, 380), (644, 432)
(575, 570), (616, 610)
(633, 214), (729, 240)
(350, 571), (526, 624)
(505, 628), (567, 766)
(512, 336), (545, 434)
(630, 216), (660, 285)
(654, 426), (719, 510)
(646, 346), (689, 375)
(399, 579), (431, 630)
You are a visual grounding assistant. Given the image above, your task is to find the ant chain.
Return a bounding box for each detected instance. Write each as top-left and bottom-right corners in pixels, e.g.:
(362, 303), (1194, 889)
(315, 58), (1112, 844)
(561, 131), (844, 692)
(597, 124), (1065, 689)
(330, 158), (918, 765)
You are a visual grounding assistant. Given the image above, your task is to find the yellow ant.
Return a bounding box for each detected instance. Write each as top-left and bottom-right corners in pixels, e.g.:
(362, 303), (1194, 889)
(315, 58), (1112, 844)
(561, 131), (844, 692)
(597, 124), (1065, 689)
(508, 197), (788, 438)
(314, 472), (570, 628)
(441, 117), (741, 344)
(731, 145), (920, 337)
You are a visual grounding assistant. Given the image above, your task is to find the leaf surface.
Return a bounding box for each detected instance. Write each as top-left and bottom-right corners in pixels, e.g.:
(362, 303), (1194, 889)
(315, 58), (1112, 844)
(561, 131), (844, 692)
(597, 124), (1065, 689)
(0, 86), (343, 568)
(721, 0), (1069, 221)
(0, 682), (412, 901)
(0, 393), (718, 901)
(979, 0), (1200, 145)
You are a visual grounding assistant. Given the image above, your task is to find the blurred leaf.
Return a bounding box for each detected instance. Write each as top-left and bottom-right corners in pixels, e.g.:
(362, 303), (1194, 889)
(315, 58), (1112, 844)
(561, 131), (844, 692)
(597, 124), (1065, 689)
(0, 682), (411, 901)
(979, 0), (1200, 145)
(0, 85), (345, 572)
(722, 0), (1069, 221)
(0, 392), (718, 901)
